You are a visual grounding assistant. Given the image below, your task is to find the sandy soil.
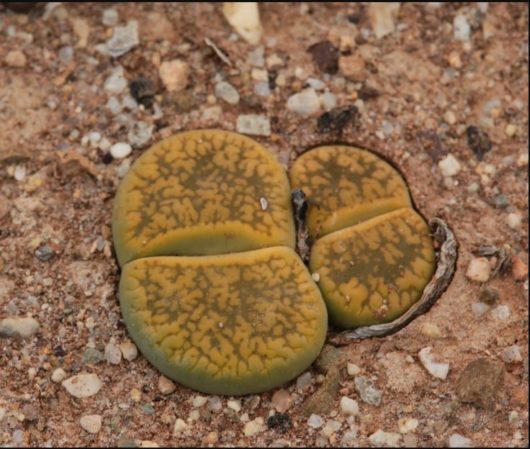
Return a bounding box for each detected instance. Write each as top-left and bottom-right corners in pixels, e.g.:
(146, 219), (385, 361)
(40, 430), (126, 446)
(0, 2), (528, 448)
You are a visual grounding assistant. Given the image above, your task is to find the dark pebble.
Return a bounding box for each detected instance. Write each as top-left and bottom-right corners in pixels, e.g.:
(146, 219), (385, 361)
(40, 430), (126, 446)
(491, 193), (509, 209)
(35, 244), (54, 261)
(82, 348), (105, 365)
(456, 358), (504, 409)
(129, 78), (157, 108)
(307, 41), (339, 74)
(317, 105), (359, 133)
(267, 413), (292, 433)
(466, 125), (492, 161)
(479, 288), (499, 305)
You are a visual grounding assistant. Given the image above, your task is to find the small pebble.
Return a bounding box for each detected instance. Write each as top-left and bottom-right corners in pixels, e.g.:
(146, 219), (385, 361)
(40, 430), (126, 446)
(80, 415), (102, 434)
(320, 92), (337, 111)
(106, 96), (123, 115)
(214, 81), (240, 105)
(5, 50), (27, 67)
(307, 414), (324, 429)
(104, 67), (128, 95)
(119, 341), (138, 361)
(453, 15), (471, 41)
(286, 88), (321, 116)
(508, 411), (520, 426)
(254, 82), (271, 97)
(347, 363), (361, 376)
(471, 302), (490, 318)
(192, 396), (208, 408)
(0, 316), (39, 338)
(506, 213), (522, 229)
(466, 257), (491, 283)
(51, 368), (66, 383)
(236, 114), (271, 136)
(342, 429), (358, 443)
(159, 59), (189, 92)
(398, 417), (419, 434)
(128, 121), (154, 149)
(311, 273), (320, 282)
(492, 305), (510, 320)
(102, 8), (119, 27)
(418, 347), (449, 380)
(104, 341), (122, 365)
(321, 419), (341, 437)
(420, 322), (442, 338)
(173, 418), (188, 435)
(505, 124), (517, 137)
(110, 143), (132, 159)
(58, 46), (74, 63)
(449, 433), (473, 448)
(271, 389), (292, 412)
(438, 154), (461, 177)
(227, 399), (241, 412)
(501, 345), (523, 364)
(158, 375), (176, 395)
(62, 373), (103, 398)
(96, 20), (139, 58)
(339, 396), (359, 416)
(296, 371), (313, 390)
(354, 376), (382, 406)
(35, 244), (54, 261)
(244, 417), (264, 436)
(479, 288), (499, 305)
(368, 429), (401, 447)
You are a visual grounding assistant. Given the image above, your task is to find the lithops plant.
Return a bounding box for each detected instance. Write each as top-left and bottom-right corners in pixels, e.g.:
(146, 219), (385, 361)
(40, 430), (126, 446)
(113, 130), (327, 395)
(290, 145), (437, 329)
(113, 132), (454, 395)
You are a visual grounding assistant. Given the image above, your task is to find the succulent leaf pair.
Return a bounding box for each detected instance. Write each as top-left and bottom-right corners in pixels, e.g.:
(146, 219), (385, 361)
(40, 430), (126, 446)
(113, 130), (435, 395)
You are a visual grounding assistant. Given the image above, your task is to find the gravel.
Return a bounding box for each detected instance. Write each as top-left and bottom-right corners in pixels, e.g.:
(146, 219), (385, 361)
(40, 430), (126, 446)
(128, 121), (154, 149)
(96, 20), (139, 57)
(418, 347), (450, 380)
(0, 316), (39, 338)
(62, 373), (103, 398)
(296, 371), (313, 390)
(368, 429), (401, 447)
(215, 81), (240, 104)
(159, 59), (190, 92)
(438, 154), (461, 177)
(51, 368), (66, 383)
(398, 417), (419, 434)
(35, 244), (55, 261)
(119, 341), (138, 361)
(271, 389), (292, 413)
(346, 363), (361, 376)
(456, 358), (504, 409)
(453, 15), (471, 41)
(286, 88), (321, 116)
(104, 341), (122, 364)
(110, 142), (132, 159)
(339, 396), (359, 416)
(501, 345), (523, 364)
(354, 376), (382, 406)
(80, 415), (102, 434)
(173, 418), (188, 435)
(307, 414), (323, 429)
(227, 399), (241, 412)
(243, 418), (264, 436)
(449, 433), (473, 448)
(466, 257), (491, 283)
(104, 67), (128, 95)
(492, 305), (511, 320)
(158, 375), (176, 395)
(102, 8), (119, 27)
(236, 114), (271, 136)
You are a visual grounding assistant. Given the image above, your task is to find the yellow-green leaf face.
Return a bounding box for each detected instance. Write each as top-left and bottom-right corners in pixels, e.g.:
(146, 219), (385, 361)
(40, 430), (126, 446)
(310, 208), (435, 328)
(120, 247), (327, 395)
(112, 129), (295, 267)
(113, 130), (327, 395)
(290, 145), (411, 239)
